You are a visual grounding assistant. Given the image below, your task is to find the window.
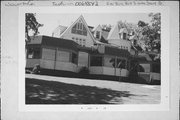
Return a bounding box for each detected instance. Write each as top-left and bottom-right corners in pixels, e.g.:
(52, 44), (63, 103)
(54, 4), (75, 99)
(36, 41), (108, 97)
(117, 58), (126, 69)
(82, 39), (86, 46)
(104, 56), (115, 67)
(78, 23), (83, 30)
(78, 52), (88, 66)
(27, 47), (41, 59)
(71, 52), (78, 64)
(76, 38), (78, 43)
(123, 33), (127, 40)
(71, 22), (87, 36)
(56, 50), (70, 62)
(96, 31), (100, 39)
(90, 56), (103, 66)
(79, 39), (82, 45)
(42, 48), (56, 60)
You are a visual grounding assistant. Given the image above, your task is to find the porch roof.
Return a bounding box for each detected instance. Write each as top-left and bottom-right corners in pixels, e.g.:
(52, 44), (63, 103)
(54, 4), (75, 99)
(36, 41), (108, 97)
(27, 36), (79, 51)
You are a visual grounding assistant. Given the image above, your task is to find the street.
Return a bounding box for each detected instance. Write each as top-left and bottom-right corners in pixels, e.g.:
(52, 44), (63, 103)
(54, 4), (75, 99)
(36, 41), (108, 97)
(26, 74), (160, 104)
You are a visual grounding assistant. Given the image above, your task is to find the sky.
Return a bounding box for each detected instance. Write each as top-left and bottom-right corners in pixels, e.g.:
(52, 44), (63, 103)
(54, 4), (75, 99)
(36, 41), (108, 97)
(36, 13), (152, 36)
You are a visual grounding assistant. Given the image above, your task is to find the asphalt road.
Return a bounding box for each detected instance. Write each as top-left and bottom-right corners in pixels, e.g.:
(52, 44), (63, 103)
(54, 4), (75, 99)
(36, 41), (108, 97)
(26, 74), (161, 104)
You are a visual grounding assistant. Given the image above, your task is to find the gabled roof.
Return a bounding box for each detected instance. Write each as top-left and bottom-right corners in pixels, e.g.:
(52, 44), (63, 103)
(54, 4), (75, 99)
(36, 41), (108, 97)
(92, 25), (109, 43)
(92, 24), (101, 31)
(59, 15), (96, 43)
(107, 23), (130, 40)
(107, 23), (120, 40)
(119, 28), (128, 33)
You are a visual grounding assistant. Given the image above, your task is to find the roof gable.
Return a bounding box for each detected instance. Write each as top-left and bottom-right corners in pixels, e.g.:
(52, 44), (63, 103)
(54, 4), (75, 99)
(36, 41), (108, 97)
(59, 15), (96, 43)
(107, 23), (120, 40)
(93, 25), (102, 32)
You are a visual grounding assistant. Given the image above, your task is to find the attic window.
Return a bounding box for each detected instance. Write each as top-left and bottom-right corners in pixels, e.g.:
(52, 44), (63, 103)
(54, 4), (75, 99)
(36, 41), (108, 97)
(71, 22), (87, 36)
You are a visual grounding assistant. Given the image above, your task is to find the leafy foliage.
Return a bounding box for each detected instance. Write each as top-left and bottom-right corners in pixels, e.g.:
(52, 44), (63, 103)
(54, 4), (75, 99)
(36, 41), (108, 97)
(138, 21), (148, 27)
(136, 13), (161, 52)
(114, 13), (161, 61)
(25, 13), (43, 42)
(118, 20), (136, 34)
(149, 13), (161, 34)
(101, 24), (112, 31)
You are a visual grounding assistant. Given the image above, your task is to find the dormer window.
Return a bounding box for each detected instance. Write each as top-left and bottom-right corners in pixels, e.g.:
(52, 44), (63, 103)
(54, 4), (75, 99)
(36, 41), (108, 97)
(96, 31), (101, 39)
(123, 33), (127, 40)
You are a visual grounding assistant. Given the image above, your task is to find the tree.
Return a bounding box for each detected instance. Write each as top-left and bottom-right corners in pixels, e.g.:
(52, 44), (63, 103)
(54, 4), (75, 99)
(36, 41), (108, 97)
(136, 13), (161, 52)
(101, 24), (112, 31)
(149, 13), (161, 36)
(138, 20), (148, 27)
(25, 13), (43, 43)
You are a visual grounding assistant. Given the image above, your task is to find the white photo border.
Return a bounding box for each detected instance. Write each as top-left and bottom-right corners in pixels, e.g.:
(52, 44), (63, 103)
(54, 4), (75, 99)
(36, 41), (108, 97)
(19, 6), (170, 111)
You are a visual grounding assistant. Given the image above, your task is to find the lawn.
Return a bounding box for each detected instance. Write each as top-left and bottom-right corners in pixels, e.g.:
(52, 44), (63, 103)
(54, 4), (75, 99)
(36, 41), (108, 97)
(26, 78), (136, 104)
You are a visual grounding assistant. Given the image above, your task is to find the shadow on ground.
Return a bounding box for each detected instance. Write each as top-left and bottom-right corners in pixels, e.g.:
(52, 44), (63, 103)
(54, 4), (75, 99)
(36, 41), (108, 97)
(26, 78), (146, 104)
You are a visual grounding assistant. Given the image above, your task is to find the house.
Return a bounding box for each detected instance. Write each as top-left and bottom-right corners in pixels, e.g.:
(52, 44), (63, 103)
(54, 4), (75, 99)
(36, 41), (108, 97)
(26, 15), (160, 83)
(26, 35), (131, 80)
(51, 15), (137, 77)
(52, 15), (95, 48)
